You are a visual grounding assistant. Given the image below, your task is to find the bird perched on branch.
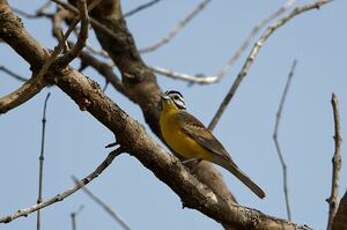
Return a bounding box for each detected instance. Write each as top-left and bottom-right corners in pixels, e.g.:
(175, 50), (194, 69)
(159, 90), (265, 199)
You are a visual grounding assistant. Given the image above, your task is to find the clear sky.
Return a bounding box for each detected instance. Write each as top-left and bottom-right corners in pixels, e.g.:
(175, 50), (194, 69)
(1, 0), (346, 229)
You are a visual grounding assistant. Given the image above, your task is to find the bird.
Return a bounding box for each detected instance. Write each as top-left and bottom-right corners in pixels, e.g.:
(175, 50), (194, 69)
(159, 90), (265, 199)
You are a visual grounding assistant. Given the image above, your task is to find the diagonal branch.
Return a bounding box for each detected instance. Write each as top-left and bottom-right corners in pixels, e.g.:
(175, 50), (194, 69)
(139, 0), (211, 53)
(0, 65), (28, 82)
(273, 59), (298, 221)
(124, 0), (162, 18)
(208, 0), (333, 130)
(72, 176), (131, 230)
(327, 93), (342, 230)
(0, 148), (123, 224)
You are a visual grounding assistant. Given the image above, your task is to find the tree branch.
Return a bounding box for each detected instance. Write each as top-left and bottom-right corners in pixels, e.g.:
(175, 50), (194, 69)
(124, 0), (162, 18)
(208, 0), (333, 130)
(139, 0), (211, 53)
(36, 92), (51, 230)
(0, 65), (28, 82)
(0, 148), (122, 224)
(72, 176), (131, 230)
(273, 59), (297, 221)
(332, 190), (347, 230)
(327, 93), (342, 230)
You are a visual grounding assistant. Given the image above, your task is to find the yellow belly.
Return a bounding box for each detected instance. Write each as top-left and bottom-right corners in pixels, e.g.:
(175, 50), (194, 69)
(160, 111), (212, 161)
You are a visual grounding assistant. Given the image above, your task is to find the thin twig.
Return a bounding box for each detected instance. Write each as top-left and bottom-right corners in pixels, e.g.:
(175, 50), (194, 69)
(56, 0), (89, 67)
(0, 65), (28, 82)
(70, 205), (84, 230)
(72, 176), (131, 230)
(124, 0), (162, 18)
(208, 0), (333, 130)
(215, 0), (296, 80)
(0, 148), (122, 224)
(139, 0), (211, 53)
(272, 60), (297, 221)
(327, 93), (342, 230)
(149, 0), (295, 85)
(36, 92), (51, 230)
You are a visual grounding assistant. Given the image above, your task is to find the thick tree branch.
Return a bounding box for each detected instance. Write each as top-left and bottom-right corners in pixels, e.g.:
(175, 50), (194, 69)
(332, 190), (347, 230)
(327, 93), (342, 230)
(208, 0), (333, 130)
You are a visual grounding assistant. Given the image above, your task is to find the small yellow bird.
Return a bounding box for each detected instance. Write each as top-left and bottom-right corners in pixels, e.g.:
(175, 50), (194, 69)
(159, 90), (265, 199)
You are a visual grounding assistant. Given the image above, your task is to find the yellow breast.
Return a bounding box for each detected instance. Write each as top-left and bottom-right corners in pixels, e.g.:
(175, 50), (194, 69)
(160, 110), (212, 161)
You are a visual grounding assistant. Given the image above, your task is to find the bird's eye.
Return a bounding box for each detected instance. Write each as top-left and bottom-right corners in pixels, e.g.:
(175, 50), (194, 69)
(173, 95), (179, 100)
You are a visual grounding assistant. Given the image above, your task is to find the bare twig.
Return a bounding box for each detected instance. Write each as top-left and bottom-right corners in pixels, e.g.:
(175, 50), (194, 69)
(215, 0), (296, 80)
(272, 60), (297, 221)
(56, 0), (89, 67)
(70, 205), (84, 230)
(139, 0), (211, 53)
(0, 1), (85, 114)
(72, 176), (131, 230)
(124, 0), (162, 18)
(149, 66), (219, 85)
(149, 0), (295, 85)
(50, 0), (119, 41)
(0, 65), (28, 82)
(327, 93), (342, 230)
(208, 0), (333, 130)
(36, 93), (51, 230)
(0, 148), (122, 224)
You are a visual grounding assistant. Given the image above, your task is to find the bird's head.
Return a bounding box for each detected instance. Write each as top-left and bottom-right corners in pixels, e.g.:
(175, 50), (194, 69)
(160, 90), (186, 112)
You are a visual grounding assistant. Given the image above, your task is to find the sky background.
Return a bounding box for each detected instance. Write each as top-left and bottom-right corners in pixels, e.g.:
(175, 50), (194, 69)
(1, 0), (346, 229)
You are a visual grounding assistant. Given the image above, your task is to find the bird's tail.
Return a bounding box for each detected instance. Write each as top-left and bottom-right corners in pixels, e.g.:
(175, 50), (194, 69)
(212, 156), (266, 199)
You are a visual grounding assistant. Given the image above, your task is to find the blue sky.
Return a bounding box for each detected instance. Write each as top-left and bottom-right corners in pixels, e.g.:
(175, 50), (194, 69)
(1, 0), (346, 229)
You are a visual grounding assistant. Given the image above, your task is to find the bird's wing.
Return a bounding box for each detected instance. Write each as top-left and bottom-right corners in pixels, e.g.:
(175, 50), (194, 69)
(176, 111), (232, 161)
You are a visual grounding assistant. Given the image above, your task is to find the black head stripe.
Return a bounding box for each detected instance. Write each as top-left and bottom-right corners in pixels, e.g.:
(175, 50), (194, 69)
(165, 90), (183, 98)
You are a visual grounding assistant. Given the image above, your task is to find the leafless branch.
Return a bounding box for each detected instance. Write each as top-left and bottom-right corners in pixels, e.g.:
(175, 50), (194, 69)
(149, 0), (295, 85)
(0, 0), (85, 114)
(124, 0), (162, 18)
(272, 60), (297, 221)
(208, 0), (333, 130)
(70, 205), (84, 230)
(55, 0), (89, 67)
(72, 176), (131, 230)
(149, 66), (219, 85)
(36, 92), (51, 230)
(327, 93), (342, 230)
(215, 0), (296, 80)
(77, 50), (125, 94)
(139, 0), (211, 53)
(0, 65), (28, 82)
(0, 148), (123, 224)
(50, 0), (119, 40)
